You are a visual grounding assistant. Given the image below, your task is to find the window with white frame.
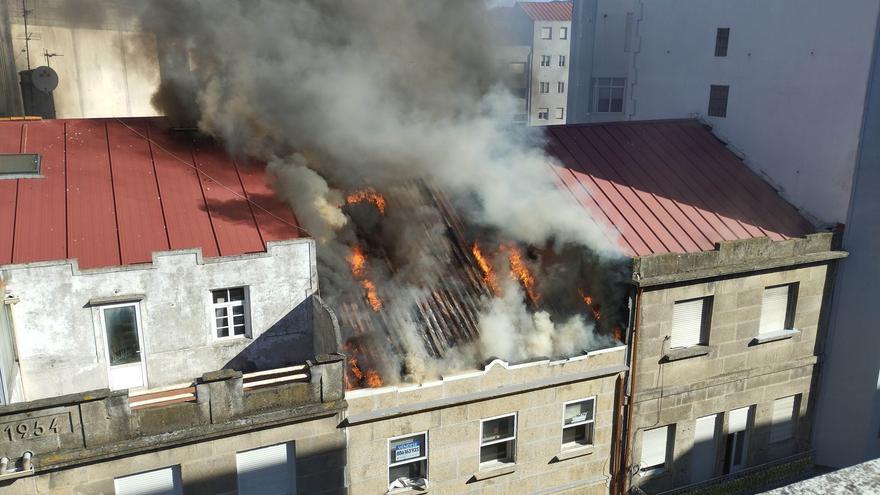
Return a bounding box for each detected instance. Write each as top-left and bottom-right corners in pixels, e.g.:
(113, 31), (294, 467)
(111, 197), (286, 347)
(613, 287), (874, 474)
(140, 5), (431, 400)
(540, 82), (550, 93)
(670, 297), (711, 349)
(759, 284), (797, 336)
(388, 432), (428, 490)
(557, 81), (565, 93)
(115, 466), (183, 495)
(537, 108), (549, 120)
(540, 55), (551, 67)
(212, 287), (250, 339)
(562, 398), (595, 449)
(640, 425), (672, 474)
(541, 26), (552, 39)
(560, 27), (568, 39)
(480, 414), (516, 468)
(770, 395), (798, 443)
(555, 107), (565, 120)
(593, 77), (626, 113)
(559, 55), (566, 67)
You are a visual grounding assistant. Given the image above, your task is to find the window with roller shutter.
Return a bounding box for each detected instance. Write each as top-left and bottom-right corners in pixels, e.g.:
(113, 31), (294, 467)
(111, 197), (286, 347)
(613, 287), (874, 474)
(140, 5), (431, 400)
(236, 442), (297, 495)
(114, 466), (183, 495)
(670, 297), (710, 348)
(770, 395), (798, 443)
(759, 284), (797, 336)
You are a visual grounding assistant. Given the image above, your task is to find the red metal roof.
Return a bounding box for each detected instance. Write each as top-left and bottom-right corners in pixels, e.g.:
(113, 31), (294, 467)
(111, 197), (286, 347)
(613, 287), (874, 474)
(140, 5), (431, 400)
(547, 120), (816, 257)
(0, 118), (303, 270)
(518, 1), (572, 21)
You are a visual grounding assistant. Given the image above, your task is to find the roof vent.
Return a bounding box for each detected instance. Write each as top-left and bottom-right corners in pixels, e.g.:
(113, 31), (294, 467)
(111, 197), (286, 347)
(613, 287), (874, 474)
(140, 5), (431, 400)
(0, 154), (41, 179)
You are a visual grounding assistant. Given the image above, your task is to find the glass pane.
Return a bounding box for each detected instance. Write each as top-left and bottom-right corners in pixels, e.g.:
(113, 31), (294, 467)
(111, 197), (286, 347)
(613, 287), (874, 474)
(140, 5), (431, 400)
(563, 422), (594, 447)
(564, 399), (594, 425)
(480, 441), (512, 464)
(212, 290), (228, 304)
(229, 288), (245, 301)
(482, 416), (515, 442)
(611, 87), (625, 100)
(216, 321), (229, 337)
(389, 434), (426, 464)
(104, 306), (140, 366)
(610, 97), (624, 113)
(613, 78), (626, 86)
(389, 460), (427, 485)
(232, 305), (245, 316)
(597, 77), (610, 86)
(233, 324), (246, 335)
(215, 307), (227, 318)
(233, 315), (245, 325)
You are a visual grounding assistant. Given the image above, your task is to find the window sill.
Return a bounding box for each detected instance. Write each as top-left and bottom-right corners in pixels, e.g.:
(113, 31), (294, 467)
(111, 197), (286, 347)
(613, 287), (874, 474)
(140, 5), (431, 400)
(662, 345), (709, 362)
(471, 464), (516, 481)
(553, 446), (594, 462)
(639, 467), (666, 478)
(212, 336), (252, 347)
(750, 329), (800, 346)
(386, 486), (428, 495)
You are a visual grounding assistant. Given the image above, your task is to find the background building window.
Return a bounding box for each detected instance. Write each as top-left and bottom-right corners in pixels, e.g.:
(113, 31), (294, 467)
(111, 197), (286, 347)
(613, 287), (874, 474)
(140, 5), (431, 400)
(562, 398), (595, 449)
(770, 395), (798, 443)
(670, 297), (711, 348)
(480, 414), (517, 468)
(715, 28), (730, 57)
(388, 432), (428, 489)
(540, 82), (550, 93)
(640, 426), (672, 474)
(593, 77), (626, 113)
(236, 443), (296, 495)
(541, 26), (552, 39)
(759, 283), (798, 336)
(560, 26), (568, 39)
(708, 85), (730, 117)
(540, 55), (551, 67)
(558, 81), (565, 93)
(559, 55), (566, 67)
(537, 108), (549, 120)
(725, 406), (752, 474)
(556, 107), (565, 120)
(115, 466), (183, 495)
(212, 287), (249, 339)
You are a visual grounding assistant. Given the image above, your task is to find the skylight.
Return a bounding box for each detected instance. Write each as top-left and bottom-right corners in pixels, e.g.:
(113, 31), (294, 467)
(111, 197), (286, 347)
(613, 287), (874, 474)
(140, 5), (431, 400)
(0, 154), (41, 178)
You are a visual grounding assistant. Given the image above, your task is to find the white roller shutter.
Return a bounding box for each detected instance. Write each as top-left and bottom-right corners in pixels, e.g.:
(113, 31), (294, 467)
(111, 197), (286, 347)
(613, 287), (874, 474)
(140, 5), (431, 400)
(671, 299), (706, 348)
(770, 395), (796, 442)
(237, 442), (296, 495)
(640, 426), (669, 470)
(691, 414), (719, 482)
(114, 466), (182, 495)
(729, 406), (751, 433)
(759, 286), (791, 335)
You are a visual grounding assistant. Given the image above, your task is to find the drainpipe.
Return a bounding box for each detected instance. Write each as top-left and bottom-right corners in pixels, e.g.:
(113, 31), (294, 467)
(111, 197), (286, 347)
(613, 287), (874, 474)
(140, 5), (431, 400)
(619, 286), (643, 495)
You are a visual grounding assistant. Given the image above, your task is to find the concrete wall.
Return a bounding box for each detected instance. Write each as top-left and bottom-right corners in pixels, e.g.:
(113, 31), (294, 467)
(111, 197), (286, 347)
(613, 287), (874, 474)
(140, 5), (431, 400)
(629, 263), (829, 493)
(345, 347), (626, 495)
(0, 239), (317, 400)
(626, 0), (880, 224)
(813, 12), (880, 468)
(529, 20), (572, 125)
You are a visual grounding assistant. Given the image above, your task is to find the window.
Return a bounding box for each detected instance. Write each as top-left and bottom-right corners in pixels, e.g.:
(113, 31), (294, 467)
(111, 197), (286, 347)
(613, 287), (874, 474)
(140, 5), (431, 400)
(559, 55), (566, 67)
(560, 27), (568, 39)
(670, 297), (711, 349)
(724, 406), (752, 474)
(640, 426), (672, 474)
(556, 107), (565, 120)
(99, 302), (146, 390)
(557, 81), (565, 93)
(691, 414), (720, 482)
(715, 28), (730, 57)
(540, 55), (551, 67)
(593, 77), (626, 113)
(115, 466), (183, 495)
(0, 154), (41, 178)
(759, 284), (797, 336)
(541, 26), (552, 39)
(562, 398), (595, 449)
(237, 443), (296, 495)
(770, 395), (798, 443)
(540, 82), (550, 93)
(708, 85), (730, 117)
(212, 287), (249, 339)
(388, 432), (428, 490)
(537, 108), (549, 120)
(480, 414), (516, 468)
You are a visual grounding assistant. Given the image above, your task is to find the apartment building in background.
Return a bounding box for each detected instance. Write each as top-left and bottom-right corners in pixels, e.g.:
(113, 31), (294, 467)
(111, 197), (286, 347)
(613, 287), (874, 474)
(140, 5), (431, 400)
(567, 0), (880, 469)
(0, 117), (346, 494)
(495, 2), (573, 125)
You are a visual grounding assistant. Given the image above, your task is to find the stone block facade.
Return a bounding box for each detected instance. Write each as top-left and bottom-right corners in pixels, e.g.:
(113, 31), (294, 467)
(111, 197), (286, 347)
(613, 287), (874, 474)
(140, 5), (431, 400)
(345, 347), (627, 495)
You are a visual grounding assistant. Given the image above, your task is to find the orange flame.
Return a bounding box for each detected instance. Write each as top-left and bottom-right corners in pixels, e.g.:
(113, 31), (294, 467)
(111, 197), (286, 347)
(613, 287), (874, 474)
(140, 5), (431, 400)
(347, 246), (383, 311)
(344, 342), (384, 389)
(579, 290), (602, 321)
(472, 243), (500, 296)
(503, 244), (541, 305)
(613, 326), (623, 343)
(346, 187), (387, 214)
(365, 369), (383, 388)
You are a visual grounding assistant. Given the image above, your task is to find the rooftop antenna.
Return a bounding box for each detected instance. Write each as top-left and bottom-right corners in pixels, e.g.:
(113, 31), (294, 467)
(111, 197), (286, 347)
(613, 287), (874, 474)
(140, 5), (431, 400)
(42, 49), (61, 67)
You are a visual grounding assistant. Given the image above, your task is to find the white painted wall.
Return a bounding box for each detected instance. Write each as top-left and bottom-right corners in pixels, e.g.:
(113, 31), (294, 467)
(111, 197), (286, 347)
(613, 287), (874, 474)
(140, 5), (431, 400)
(529, 20), (572, 125)
(0, 240), (316, 401)
(627, 0), (880, 224)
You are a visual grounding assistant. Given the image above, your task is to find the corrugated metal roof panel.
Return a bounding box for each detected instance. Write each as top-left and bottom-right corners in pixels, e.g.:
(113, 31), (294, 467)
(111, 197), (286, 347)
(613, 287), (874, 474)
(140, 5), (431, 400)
(518, 1), (572, 21)
(0, 118), (303, 270)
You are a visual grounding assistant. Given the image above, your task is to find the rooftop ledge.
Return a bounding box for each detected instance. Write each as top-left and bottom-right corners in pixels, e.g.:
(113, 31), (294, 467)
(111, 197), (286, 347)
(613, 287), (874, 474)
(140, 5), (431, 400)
(632, 233), (847, 287)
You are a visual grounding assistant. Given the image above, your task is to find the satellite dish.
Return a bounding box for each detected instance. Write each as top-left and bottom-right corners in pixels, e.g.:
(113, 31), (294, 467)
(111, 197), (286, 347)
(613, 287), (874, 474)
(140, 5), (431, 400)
(31, 66), (59, 93)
